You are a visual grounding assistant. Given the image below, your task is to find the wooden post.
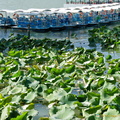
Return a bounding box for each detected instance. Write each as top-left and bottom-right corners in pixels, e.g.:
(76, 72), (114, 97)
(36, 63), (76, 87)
(28, 23), (30, 39)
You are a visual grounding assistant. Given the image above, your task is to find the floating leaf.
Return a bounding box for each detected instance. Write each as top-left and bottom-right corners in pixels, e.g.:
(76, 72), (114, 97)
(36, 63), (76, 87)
(50, 68), (64, 75)
(106, 55), (112, 60)
(0, 73), (3, 81)
(12, 70), (23, 78)
(85, 105), (102, 114)
(77, 94), (87, 102)
(65, 65), (75, 73)
(103, 108), (120, 120)
(50, 105), (74, 120)
(9, 85), (26, 95)
(0, 93), (3, 99)
(61, 94), (77, 106)
(10, 111), (28, 120)
(108, 69), (116, 74)
(24, 91), (37, 103)
(1, 105), (12, 120)
(11, 95), (21, 103)
(98, 57), (104, 64)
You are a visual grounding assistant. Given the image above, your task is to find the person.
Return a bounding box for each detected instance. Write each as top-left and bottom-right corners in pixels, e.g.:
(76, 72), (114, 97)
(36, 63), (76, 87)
(96, 12), (101, 23)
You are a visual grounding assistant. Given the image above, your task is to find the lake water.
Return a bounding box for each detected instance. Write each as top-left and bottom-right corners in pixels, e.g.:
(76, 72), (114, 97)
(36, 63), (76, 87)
(0, 1), (120, 119)
(1, 22), (120, 59)
(0, 0), (65, 10)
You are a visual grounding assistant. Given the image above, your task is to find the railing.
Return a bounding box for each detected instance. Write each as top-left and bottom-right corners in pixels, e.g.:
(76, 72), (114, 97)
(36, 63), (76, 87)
(66, 0), (120, 4)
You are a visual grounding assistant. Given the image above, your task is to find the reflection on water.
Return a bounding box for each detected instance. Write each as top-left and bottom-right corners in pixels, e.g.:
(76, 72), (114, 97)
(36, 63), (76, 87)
(0, 22), (120, 59)
(33, 104), (49, 120)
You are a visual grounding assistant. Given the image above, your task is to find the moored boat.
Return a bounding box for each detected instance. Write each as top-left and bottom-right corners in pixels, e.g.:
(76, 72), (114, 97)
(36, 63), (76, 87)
(0, 1), (120, 32)
(0, 10), (16, 28)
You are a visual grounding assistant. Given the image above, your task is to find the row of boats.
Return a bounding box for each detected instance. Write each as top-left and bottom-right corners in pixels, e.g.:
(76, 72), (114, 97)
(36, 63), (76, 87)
(65, 0), (120, 4)
(0, 3), (120, 32)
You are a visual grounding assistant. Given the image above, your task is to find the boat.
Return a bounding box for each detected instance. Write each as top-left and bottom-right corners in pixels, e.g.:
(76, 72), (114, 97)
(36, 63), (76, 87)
(0, 1), (120, 32)
(0, 10), (16, 28)
(64, 0), (120, 7)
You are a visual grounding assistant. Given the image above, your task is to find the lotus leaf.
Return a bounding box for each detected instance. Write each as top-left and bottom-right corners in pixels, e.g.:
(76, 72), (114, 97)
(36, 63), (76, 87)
(103, 108), (120, 120)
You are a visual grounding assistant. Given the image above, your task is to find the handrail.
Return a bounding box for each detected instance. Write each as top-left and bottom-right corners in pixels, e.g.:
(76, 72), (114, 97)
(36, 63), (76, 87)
(66, 0), (120, 4)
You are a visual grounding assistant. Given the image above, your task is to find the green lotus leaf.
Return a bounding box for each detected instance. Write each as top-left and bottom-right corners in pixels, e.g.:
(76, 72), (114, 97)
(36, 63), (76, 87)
(89, 97), (100, 106)
(64, 87), (71, 93)
(90, 81), (99, 90)
(37, 84), (47, 95)
(113, 73), (120, 80)
(0, 57), (4, 64)
(108, 69), (116, 74)
(108, 44), (115, 49)
(59, 82), (67, 88)
(99, 82), (119, 104)
(10, 111), (28, 120)
(3, 65), (18, 76)
(106, 55), (112, 60)
(8, 50), (21, 58)
(24, 91), (37, 103)
(1, 104), (12, 120)
(97, 79), (105, 87)
(50, 68), (64, 75)
(97, 57), (104, 64)
(104, 87), (118, 96)
(79, 83), (86, 92)
(11, 95), (21, 103)
(83, 60), (92, 66)
(23, 77), (39, 89)
(95, 70), (105, 76)
(0, 86), (11, 95)
(74, 101), (83, 107)
(86, 115), (96, 120)
(9, 86), (22, 95)
(87, 92), (100, 98)
(44, 88), (54, 95)
(85, 105), (102, 114)
(113, 96), (120, 105)
(65, 65), (75, 73)
(43, 88), (67, 102)
(87, 62), (94, 67)
(60, 94), (77, 106)
(115, 63), (120, 71)
(28, 109), (38, 117)
(0, 73), (3, 81)
(77, 94), (87, 102)
(9, 85), (27, 95)
(19, 59), (26, 67)
(103, 108), (120, 120)
(26, 103), (34, 110)
(12, 70), (24, 78)
(49, 105), (74, 120)
(0, 93), (3, 99)
(32, 75), (42, 81)
(84, 78), (94, 90)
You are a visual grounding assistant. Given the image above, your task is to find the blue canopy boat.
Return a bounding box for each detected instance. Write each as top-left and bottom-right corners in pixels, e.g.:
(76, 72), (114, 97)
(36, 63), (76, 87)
(0, 10), (15, 28)
(0, 1), (120, 32)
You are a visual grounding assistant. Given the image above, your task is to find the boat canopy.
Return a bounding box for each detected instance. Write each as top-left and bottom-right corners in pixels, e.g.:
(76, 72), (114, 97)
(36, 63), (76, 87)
(18, 12), (40, 16)
(0, 2), (119, 16)
(1, 9), (15, 13)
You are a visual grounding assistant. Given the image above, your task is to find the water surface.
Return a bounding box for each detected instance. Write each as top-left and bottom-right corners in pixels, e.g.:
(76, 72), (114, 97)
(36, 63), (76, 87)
(0, 22), (120, 59)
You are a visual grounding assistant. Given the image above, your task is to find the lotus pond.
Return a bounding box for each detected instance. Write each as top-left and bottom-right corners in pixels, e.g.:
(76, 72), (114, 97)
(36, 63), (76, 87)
(0, 24), (120, 120)
(0, 22), (120, 60)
